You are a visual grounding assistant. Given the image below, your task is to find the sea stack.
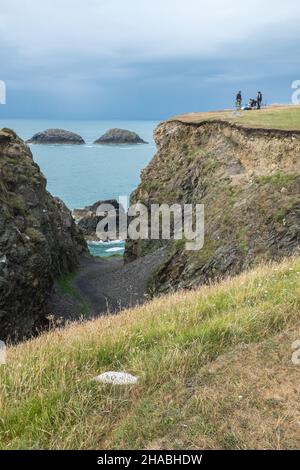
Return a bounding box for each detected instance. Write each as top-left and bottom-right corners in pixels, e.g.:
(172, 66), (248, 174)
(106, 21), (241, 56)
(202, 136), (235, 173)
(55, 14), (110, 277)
(94, 128), (148, 144)
(27, 128), (85, 144)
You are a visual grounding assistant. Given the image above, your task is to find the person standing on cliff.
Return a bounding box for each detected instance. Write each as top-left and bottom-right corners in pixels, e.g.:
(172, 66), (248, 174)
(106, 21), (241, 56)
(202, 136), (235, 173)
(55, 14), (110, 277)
(236, 91), (242, 110)
(256, 91), (263, 109)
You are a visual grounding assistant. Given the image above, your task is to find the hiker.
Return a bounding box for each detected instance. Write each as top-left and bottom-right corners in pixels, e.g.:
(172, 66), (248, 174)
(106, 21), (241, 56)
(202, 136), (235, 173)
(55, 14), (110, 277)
(236, 91), (242, 110)
(257, 91), (263, 109)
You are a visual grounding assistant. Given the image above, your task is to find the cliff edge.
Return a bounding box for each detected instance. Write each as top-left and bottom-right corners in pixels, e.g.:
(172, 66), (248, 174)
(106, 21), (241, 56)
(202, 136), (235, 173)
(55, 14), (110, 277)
(125, 109), (300, 293)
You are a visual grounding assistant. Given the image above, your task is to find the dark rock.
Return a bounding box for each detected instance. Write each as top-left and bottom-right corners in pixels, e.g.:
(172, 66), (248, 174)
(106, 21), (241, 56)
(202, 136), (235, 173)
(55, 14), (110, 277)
(73, 199), (126, 241)
(0, 128), (87, 341)
(27, 128), (85, 145)
(94, 128), (148, 145)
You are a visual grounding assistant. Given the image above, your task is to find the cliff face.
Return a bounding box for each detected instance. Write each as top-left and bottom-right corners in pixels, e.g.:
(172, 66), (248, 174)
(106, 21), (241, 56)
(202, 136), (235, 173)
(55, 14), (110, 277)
(125, 120), (300, 293)
(0, 129), (87, 340)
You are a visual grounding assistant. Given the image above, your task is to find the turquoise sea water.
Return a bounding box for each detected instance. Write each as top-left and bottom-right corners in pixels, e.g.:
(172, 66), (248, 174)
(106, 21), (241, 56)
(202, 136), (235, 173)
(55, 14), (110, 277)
(0, 119), (158, 256)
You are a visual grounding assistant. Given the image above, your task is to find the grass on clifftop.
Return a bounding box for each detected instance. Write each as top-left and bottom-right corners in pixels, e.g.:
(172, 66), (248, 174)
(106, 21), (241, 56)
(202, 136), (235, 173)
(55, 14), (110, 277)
(1, 257), (300, 449)
(171, 105), (300, 131)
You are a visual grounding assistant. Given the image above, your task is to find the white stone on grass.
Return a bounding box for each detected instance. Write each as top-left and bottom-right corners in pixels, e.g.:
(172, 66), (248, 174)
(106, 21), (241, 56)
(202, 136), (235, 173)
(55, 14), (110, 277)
(94, 371), (139, 385)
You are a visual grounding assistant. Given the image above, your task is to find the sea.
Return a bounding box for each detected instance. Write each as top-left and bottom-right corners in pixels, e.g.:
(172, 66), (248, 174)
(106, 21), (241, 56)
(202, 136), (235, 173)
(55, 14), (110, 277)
(0, 119), (158, 257)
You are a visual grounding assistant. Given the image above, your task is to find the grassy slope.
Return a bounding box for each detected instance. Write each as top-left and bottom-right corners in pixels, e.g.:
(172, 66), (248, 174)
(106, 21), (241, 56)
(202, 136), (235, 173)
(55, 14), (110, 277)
(1, 257), (300, 449)
(171, 105), (300, 130)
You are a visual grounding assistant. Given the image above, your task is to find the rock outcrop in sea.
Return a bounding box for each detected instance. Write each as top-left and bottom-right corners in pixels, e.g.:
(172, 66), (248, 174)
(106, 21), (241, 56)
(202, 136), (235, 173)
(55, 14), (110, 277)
(27, 128), (85, 144)
(0, 128), (87, 340)
(73, 199), (126, 241)
(125, 119), (300, 293)
(93, 128), (148, 144)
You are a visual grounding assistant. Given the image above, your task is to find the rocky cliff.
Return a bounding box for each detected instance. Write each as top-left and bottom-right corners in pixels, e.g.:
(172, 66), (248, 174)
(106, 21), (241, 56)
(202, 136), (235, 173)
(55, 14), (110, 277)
(125, 119), (300, 293)
(0, 129), (87, 340)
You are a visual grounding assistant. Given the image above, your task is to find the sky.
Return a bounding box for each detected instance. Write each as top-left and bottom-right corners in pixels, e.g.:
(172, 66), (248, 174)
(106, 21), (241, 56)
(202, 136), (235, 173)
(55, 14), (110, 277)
(0, 0), (300, 119)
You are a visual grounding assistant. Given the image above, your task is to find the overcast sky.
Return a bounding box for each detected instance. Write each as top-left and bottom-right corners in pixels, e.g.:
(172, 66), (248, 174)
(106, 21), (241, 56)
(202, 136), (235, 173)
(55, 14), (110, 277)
(0, 0), (300, 119)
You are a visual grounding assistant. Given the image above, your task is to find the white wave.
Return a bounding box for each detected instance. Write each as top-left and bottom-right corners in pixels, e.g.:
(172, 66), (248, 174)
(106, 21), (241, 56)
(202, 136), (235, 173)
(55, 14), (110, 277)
(108, 239), (125, 245)
(87, 239), (124, 246)
(106, 247), (124, 253)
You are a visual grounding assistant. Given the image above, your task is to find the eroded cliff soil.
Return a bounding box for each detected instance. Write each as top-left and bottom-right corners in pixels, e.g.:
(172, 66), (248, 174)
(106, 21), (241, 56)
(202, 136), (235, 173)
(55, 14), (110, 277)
(0, 129), (86, 340)
(125, 120), (300, 293)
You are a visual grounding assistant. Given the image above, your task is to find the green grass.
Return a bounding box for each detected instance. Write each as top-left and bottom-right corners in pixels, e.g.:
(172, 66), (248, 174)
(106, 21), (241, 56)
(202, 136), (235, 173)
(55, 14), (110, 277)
(56, 272), (90, 317)
(25, 227), (46, 244)
(56, 272), (79, 297)
(0, 257), (300, 449)
(9, 195), (27, 214)
(171, 105), (300, 131)
(255, 172), (295, 189)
